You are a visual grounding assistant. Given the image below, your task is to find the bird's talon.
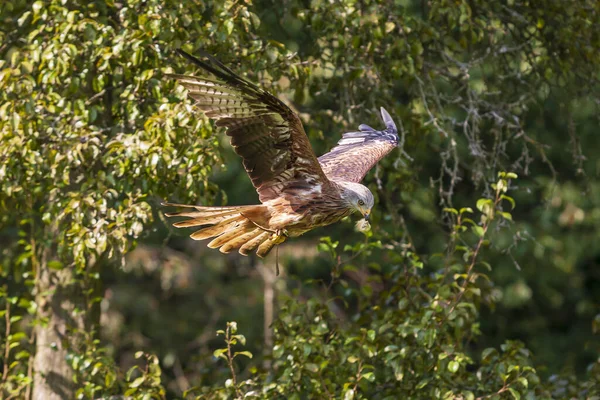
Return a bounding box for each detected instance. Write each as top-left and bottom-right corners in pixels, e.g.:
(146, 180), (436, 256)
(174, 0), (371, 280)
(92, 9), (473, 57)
(270, 229), (288, 245)
(276, 229), (289, 237)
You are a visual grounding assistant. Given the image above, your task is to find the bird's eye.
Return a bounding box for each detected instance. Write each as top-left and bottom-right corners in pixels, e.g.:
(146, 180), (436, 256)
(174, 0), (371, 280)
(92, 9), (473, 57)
(358, 200), (365, 206)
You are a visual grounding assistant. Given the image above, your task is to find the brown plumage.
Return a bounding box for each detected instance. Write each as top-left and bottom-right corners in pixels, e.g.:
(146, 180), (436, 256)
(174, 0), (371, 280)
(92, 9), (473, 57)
(164, 50), (400, 257)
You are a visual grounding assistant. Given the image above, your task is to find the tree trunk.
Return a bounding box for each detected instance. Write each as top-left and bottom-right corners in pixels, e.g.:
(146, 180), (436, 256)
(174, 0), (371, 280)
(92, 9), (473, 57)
(33, 263), (86, 400)
(256, 259), (276, 370)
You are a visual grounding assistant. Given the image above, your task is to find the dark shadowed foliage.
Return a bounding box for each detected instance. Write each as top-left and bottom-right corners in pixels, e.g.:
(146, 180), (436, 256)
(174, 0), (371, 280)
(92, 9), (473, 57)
(1, 0), (599, 399)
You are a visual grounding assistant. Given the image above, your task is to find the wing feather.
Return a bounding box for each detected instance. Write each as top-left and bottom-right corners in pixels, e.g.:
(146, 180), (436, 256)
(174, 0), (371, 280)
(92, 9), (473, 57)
(318, 107), (399, 182)
(170, 50), (329, 202)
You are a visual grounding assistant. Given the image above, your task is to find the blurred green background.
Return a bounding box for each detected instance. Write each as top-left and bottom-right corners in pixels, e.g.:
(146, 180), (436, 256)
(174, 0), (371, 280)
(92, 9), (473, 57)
(1, 0), (599, 398)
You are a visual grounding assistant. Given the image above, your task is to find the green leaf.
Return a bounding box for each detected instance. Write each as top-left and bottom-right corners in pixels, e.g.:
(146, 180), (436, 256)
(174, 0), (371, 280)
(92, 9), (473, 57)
(224, 19), (234, 35)
(105, 371), (115, 387)
(362, 371), (375, 382)
(303, 343), (312, 357)
(501, 195), (516, 210)
(130, 376), (145, 388)
(481, 348), (497, 362)
(517, 377), (528, 389)
(305, 363), (318, 372)
(476, 198), (492, 212)
(15, 350), (30, 360)
(233, 334), (246, 346)
(47, 260), (63, 270)
(367, 329), (376, 342)
(213, 348), (227, 360)
(496, 179), (506, 192)
(32, 1), (43, 15)
(472, 225), (485, 237)
(12, 112), (21, 131)
(479, 261), (492, 271)
(447, 360), (459, 373)
(91, 362), (103, 376)
(461, 218), (476, 226)
(234, 351), (253, 359)
(343, 388), (355, 400)
(416, 379), (429, 389)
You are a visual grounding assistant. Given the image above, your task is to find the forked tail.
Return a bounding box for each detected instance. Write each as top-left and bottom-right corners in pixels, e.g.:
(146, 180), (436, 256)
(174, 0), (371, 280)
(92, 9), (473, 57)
(163, 202), (282, 257)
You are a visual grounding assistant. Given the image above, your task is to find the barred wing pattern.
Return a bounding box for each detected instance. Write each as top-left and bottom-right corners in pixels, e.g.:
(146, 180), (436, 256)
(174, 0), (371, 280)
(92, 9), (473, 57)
(170, 50), (328, 202)
(318, 107), (399, 183)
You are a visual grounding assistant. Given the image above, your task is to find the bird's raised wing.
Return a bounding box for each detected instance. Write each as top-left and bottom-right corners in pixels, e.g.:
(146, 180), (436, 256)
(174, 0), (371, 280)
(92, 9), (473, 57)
(318, 108), (399, 182)
(170, 50), (329, 202)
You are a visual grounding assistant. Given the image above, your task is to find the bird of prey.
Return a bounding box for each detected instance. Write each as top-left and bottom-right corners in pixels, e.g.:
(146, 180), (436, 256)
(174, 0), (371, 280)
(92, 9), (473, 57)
(164, 50), (400, 258)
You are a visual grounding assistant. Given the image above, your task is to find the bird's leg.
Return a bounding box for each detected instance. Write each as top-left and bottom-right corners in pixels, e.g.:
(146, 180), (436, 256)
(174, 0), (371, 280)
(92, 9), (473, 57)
(275, 245), (280, 276)
(271, 229), (288, 276)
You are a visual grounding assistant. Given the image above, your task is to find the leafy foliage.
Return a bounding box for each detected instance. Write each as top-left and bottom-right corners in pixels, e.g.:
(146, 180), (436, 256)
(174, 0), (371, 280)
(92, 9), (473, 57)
(1, 0), (599, 399)
(195, 175), (598, 399)
(0, 0), (296, 398)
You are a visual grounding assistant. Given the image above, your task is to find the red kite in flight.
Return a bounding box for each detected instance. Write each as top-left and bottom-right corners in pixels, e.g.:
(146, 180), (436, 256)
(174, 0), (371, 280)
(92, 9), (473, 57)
(164, 50), (399, 258)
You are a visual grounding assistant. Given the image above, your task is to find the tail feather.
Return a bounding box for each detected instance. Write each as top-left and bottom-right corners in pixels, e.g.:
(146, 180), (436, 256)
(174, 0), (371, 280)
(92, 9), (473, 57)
(162, 202), (243, 212)
(239, 231), (271, 255)
(257, 236), (278, 258)
(220, 228), (263, 254)
(173, 213), (240, 228)
(165, 207), (244, 219)
(189, 216), (243, 240)
(164, 202), (284, 257)
(167, 208), (240, 217)
(207, 221), (252, 249)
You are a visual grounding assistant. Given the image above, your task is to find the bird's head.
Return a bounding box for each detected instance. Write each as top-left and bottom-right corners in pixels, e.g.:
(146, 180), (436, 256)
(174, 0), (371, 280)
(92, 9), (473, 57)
(339, 182), (374, 221)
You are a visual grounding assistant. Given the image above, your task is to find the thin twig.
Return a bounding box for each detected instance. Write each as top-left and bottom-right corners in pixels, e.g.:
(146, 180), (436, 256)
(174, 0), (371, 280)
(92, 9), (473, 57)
(225, 324), (242, 399)
(441, 188), (502, 325)
(85, 88), (108, 105)
(24, 332), (34, 400)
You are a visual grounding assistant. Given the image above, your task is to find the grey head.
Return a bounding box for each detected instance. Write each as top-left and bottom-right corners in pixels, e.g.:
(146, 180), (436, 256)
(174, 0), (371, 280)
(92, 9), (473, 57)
(337, 181), (375, 220)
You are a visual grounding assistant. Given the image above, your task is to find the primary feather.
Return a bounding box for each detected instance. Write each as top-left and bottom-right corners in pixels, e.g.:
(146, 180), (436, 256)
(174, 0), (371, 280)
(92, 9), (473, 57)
(318, 107), (399, 182)
(168, 50), (328, 203)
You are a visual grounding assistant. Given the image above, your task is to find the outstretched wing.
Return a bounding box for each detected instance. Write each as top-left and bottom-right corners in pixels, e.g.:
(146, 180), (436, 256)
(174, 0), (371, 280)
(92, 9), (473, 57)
(318, 107), (399, 182)
(171, 50), (329, 202)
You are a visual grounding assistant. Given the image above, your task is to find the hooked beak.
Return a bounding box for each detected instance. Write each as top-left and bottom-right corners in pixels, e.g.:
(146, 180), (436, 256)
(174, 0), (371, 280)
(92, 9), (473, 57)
(363, 211), (371, 221)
